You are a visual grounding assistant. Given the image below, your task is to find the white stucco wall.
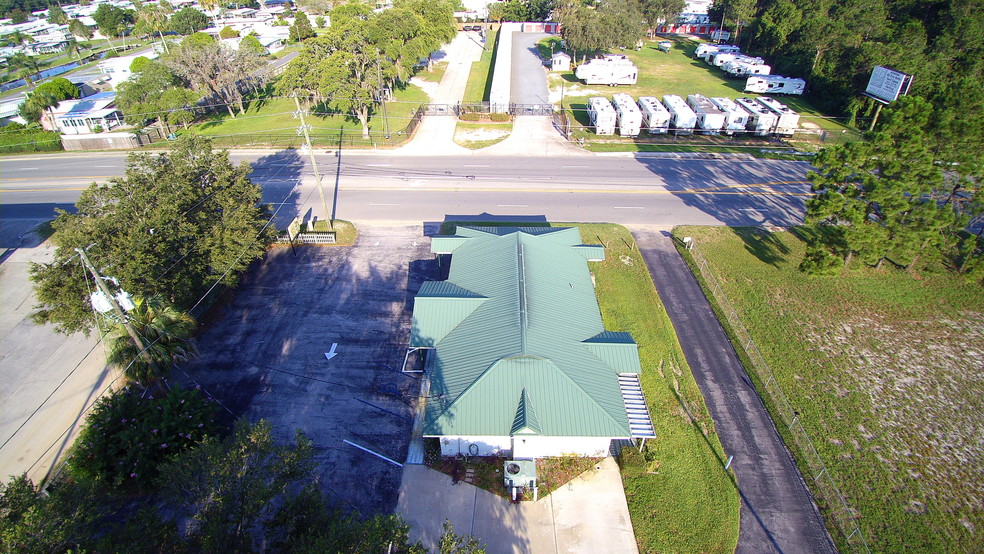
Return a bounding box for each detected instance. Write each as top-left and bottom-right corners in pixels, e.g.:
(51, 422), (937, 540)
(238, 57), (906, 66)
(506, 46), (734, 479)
(434, 435), (615, 458)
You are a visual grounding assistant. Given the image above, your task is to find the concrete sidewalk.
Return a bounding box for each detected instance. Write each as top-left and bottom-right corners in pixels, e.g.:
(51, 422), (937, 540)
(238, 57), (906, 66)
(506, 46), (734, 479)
(394, 33), (484, 156)
(396, 457), (638, 554)
(0, 222), (115, 485)
(629, 226), (836, 554)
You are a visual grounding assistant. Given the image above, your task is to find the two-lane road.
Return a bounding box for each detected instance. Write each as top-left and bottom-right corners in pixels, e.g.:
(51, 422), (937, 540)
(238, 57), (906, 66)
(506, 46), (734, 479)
(1, 152), (812, 231)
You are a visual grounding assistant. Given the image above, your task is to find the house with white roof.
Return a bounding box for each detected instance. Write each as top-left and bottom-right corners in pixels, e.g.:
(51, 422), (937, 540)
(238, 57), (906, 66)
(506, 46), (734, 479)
(42, 91), (123, 134)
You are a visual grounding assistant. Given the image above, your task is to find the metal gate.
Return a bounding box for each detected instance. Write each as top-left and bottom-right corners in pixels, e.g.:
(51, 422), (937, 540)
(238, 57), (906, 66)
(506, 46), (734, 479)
(509, 103), (555, 116)
(421, 104), (456, 116)
(552, 111), (571, 139)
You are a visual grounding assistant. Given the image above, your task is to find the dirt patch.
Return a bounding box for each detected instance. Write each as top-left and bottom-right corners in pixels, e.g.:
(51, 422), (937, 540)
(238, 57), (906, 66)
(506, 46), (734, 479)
(803, 312), (984, 513)
(455, 128), (510, 142)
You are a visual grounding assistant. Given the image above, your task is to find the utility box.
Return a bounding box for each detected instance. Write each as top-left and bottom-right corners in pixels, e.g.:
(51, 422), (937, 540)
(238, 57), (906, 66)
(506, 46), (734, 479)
(504, 460), (538, 501)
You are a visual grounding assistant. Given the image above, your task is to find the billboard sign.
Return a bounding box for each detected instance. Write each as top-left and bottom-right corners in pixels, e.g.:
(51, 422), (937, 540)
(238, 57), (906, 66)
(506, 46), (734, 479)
(864, 66), (913, 104)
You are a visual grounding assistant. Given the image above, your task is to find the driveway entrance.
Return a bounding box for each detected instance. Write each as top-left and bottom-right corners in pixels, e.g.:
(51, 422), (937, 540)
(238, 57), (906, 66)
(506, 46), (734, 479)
(396, 457), (638, 553)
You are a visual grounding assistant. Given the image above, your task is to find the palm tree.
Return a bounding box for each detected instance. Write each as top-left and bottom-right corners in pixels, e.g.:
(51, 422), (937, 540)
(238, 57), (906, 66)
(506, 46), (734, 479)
(106, 296), (198, 385)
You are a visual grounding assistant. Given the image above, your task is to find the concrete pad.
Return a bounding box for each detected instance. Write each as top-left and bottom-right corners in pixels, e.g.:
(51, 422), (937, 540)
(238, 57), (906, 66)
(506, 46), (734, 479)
(397, 457), (638, 554)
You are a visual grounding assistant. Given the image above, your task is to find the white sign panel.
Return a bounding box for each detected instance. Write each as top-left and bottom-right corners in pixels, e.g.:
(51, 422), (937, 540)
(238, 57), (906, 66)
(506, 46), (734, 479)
(864, 66), (911, 104)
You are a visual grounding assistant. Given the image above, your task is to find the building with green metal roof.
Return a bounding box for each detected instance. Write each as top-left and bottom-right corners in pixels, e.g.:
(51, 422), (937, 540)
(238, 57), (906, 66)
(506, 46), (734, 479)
(410, 226), (656, 459)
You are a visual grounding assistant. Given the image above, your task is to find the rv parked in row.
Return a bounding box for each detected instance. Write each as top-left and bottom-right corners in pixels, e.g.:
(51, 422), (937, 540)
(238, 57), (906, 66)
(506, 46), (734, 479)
(662, 95), (697, 134)
(756, 97), (800, 135)
(735, 97), (779, 136)
(612, 93), (642, 137)
(709, 97), (749, 135)
(588, 97), (617, 135)
(575, 54), (638, 86)
(638, 96), (671, 134)
(687, 93), (726, 135)
(695, 43), (740, 61)
(744, 75), (806, 95)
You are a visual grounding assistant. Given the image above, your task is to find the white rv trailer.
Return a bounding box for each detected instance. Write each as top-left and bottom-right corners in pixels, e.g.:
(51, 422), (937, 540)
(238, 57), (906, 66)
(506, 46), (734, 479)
(710, 52), (738, 67)
(687, 94), (726, 135)
(724, 60), (772, 77)
(695, 43), (739, 61)
(744, 75), (806, 95)
(735, 97), (779, 136)
(637, 96), (671, 134)
(575, 54), (638, 86)
(612, 93), (643, 137)
(709, 97), (749, 135)
(588, 97), (617, 135)
(662, 95), (698, 134)
(756, 97), (800, 135)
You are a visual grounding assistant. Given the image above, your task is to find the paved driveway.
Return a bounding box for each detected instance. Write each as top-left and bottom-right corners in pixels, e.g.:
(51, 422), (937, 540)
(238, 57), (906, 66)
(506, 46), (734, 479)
(629, 226), (835, 554)
(177, 224), (436, 515)
(397, 457), (638, 553)
(510, 32), (551, 104)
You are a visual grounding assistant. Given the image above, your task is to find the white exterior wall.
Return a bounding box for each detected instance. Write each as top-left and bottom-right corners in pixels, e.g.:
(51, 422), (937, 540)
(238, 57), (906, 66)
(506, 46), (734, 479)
(435, 435), (615, 458)
(437, 436), (511, 457)
(512, 436), (613, 459)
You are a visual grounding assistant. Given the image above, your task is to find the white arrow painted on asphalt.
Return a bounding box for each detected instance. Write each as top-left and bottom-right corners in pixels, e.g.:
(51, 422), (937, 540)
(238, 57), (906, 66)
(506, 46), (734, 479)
(325, 343), (338, 361)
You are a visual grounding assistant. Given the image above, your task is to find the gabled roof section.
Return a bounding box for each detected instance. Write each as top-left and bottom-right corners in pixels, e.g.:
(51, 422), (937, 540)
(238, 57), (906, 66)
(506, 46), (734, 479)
(572, 244), (605, 261)
(414, 226), (637, 439)
(511, 387), (541, 435)
(431, 235), (470, 254)
(410, 281), (486, 347)
(583, 332), (641, 375)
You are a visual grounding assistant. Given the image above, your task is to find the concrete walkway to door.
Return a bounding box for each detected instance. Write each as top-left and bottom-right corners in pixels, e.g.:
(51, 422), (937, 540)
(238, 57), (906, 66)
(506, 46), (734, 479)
(396, 457), (638, 554)
(628, 226), (836, 554)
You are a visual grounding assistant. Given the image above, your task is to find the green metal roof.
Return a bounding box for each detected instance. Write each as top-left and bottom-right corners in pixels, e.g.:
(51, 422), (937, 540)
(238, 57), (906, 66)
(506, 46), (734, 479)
(511, 387), (542, 435)
(414, 227), (640, 438)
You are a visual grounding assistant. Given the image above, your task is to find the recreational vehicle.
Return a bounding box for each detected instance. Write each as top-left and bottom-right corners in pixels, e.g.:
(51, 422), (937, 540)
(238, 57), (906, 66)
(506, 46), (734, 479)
(687, 94), (726, 135)
(637, 96), (671, 134)
(709, 97), (749, 135)
(744, 75), (806, 95)
(710, 51), (738, 67)
(662, 95), (697, 135)
(612, 93), (643, 137)
(575, 55), (638, 86)
(695, 43), (739, 61)
(722, 55), (770, 77)
(588, 97), (617, 135)
(735, 97), (778, 136)
(756, 97), (800, 135)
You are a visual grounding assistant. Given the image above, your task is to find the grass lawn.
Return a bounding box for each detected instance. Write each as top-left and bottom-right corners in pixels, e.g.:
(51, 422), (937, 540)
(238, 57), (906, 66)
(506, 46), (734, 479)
(673, 226), (984, 552)
(185, 79), (430, 148)
(552, 36), (861, 149)
(440, 221), (740, 552)
(462, 28), (499, 102)
(414, 61), (449, 84)
(452, 120), (512, 149)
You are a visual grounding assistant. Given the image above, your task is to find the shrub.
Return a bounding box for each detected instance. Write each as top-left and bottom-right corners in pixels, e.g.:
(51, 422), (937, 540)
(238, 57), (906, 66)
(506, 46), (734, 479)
(69, 386), (217, 490)
(0, 128), (62, 153)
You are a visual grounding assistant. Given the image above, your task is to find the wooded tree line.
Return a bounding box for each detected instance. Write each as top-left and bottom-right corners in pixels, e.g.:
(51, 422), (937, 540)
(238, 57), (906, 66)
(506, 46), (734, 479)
(552, 0), (686, 62)
(277, 0), (456, 138)
(1, 398), (485, 552)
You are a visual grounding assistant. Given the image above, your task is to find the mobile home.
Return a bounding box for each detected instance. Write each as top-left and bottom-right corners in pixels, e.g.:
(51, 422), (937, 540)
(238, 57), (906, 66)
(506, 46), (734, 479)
(735, 97), (778, 136)
(612, 93), (642, 137)
(637, 96), (671, 134)
(687, 93), (726, 135)
(756, 97), (800, 135)
(709, 97), (749, 135)
(575, 54), (638, 86)
(744, 75), (806, 95)
(662, 95), (697, 135)
(588, 97), (617, 135)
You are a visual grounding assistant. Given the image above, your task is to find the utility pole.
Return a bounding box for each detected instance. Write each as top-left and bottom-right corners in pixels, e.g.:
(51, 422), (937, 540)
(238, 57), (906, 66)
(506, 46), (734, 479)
(294, 94), (333, 230)
(376, 49), (390, 140)
(76, 248), (158, 374)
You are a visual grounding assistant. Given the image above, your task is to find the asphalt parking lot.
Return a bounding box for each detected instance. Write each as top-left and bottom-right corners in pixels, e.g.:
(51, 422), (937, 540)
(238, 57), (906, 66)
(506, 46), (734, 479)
(177, 224), (437, 515)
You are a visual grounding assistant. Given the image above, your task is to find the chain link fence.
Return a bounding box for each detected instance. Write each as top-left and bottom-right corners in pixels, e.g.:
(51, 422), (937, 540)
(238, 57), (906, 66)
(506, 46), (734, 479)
(682, 238), (871, 553)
